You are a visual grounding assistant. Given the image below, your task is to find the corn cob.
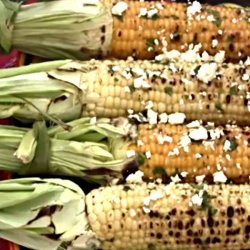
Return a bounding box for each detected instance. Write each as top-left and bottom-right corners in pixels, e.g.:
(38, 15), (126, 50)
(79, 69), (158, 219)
(129, 123), (250, 184)
(108, 0), (250, 61)
(0, 58), (249, 125)
(85, 182), (250, 250)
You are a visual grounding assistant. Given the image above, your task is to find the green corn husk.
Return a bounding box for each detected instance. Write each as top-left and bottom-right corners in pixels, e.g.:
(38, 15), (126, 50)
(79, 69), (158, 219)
(0, 117), (134, 184)
(0, 177), (92, 250)
(0, 0), (112, 59)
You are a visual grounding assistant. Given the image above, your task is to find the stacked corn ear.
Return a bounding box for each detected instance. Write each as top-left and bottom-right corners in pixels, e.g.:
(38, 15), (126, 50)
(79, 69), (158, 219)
(1, 56), (249, 124)
(108, 0), (250, 61)
(85, 182), (250, 250)
(0, 178), (89, 250)
(129, 123), (250, 184)
(0, 118), (133, 184)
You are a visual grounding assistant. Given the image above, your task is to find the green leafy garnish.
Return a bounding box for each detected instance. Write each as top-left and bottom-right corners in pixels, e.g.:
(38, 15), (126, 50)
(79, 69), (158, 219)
(215, 102), (223, 112)
(123, 185), (131, 191)
(137, 152), (146, 166)
(129, 84), (136, 93)
(148, 243), (157, 250)
(206, 9), (222, 27)
(191, 184), (217, 216)
(230, 85), (237, 95)
(194, 65), (201, 75)
(153, 166), (166, 175)
(227, 138), (238, 151)
(108, 65), (115, 75)
(113, 14), (124, 22)
(164, 86), (173, 96)
(146, 38), (156, 51)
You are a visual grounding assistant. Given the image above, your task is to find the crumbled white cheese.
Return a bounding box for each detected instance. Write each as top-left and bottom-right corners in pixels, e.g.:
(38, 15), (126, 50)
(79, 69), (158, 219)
(225, 154), (231, 161)
(168, 113), (186, 124)
(138, 7), (147, 17)
(171, 174), (182, 183)
(223, 140), (231, 152)
(218, 29), (223, 35)
(157, 134), (173, 144)
(147, 109), (158, 125)
(134, 77), (151, 89)
(132, 67), (145, 76)
(156, 3), (164, 10)
(197, 63), (218, 83)
(143, 206), (151, 213)
(211, 39), (218, 48)
(112, 1), (128, 16)
(112, 65), (120, 72)
(209, 128), (223, 140)
(126, 170), (144, 184)
(137, 140), (144, 146)
(191, 192), (203, 206)
(124, 86), (131, 92)
(168, 147), (180, 156)
(145, 151), (152, 159)
(195, 174), (206, 183)
(195, 153), (202, 159)
(236, 163), (241, 169)
(121, 69), (132, 79)
(189, 126), (208, 141)
(242, 73), (250, 81)
(159, 113), (168, 123)
(145, 101), (154, 109)
(179, 135), (191, 148)
(187, 1), (202, 17)
(186, 120), (201, 128)
(147, 8), (158, 18)
(201, 51), (211, 61)
(245, 57), (250, 66)
(232, 18), (238, 24)
(213, 171), (227, 183)
(214, 51), (225, 63)
(126, 150), (136, 158)
(207, 15), (216, 22)
(149, 190), (165, 201)
(180, 171), (188, 178)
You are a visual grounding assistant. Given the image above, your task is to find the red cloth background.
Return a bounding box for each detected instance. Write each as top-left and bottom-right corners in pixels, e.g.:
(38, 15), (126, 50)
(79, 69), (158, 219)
(0, 1), (35, 249)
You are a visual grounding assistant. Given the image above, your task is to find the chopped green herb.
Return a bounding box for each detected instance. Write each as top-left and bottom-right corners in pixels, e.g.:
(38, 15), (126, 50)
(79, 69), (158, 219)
(114, 77), (119, 82)
(108, 65), (115, 75)
(153, 166), (166, 175)
(129, 84), (136, 92)
(215, 102), (223, 112)
(191, 184), (217, 216)
(137, 152), (146, 166)
(228, 138), (238, 151)
(150, 13), (159, 20)
(147, 243), (156, 250)
(123, 185), (131, 191)
(230, 85), (237, 95)
(164, 86), (173, 96)
(146, 38), (156, 51)
(194, 65), (201, 75)
(206, 9), (222, 27)
(113, 14), (124, 22)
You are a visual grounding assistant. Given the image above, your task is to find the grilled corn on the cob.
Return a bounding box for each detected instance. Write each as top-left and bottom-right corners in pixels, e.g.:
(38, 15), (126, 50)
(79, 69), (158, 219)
(85, 183), (250, 250)
(1, 57), (249, 125)
(129, 123), (250, 183)
(108, 0), (250, 61)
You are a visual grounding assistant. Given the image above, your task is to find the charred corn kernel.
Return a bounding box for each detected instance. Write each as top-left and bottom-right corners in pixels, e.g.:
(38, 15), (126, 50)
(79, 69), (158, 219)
(129, 123), (250, 184)
(86, 183), (250, 250)
(82, 59), (250, 125)
(108, 0), (250, 61)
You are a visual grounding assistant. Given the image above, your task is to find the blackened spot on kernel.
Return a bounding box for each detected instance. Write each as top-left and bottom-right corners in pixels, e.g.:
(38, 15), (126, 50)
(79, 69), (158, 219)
(227, 207), (234, 218)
